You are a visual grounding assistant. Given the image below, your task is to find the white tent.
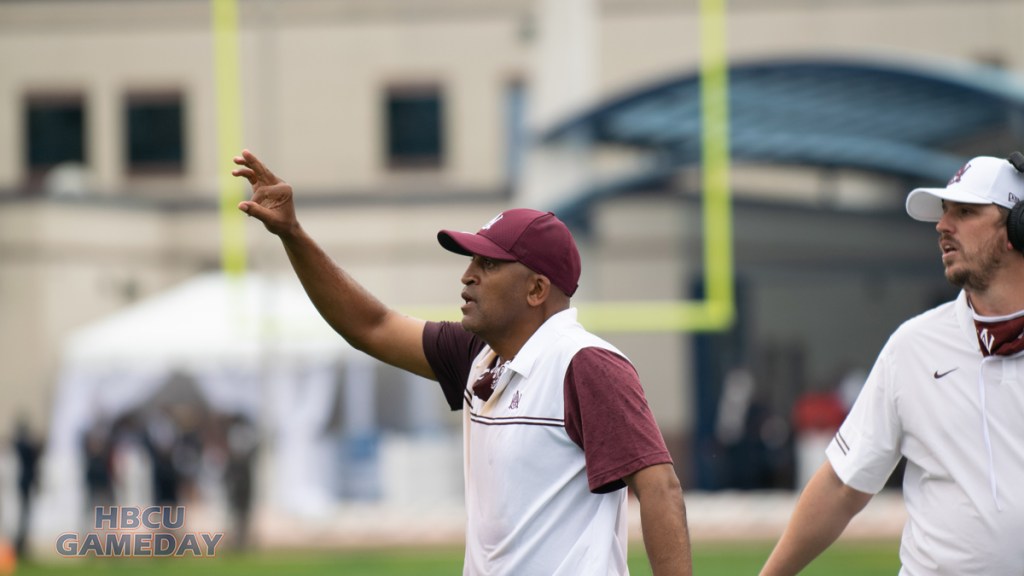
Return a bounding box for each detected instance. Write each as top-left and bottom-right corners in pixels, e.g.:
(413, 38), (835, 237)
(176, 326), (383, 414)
(37, 272), (373, 539)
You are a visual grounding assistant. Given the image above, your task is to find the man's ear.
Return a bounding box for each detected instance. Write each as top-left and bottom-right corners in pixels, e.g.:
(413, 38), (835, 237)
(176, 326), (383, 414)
(526, 274), (551, 308)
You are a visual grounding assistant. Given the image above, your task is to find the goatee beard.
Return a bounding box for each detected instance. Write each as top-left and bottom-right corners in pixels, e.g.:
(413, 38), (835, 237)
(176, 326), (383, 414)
(947, 268), (989, 292)
(946, 252), (1005, 293)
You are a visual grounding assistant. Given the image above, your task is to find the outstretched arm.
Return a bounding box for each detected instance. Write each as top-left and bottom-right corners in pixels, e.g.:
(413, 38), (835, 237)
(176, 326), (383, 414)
(626, 463), (692, 576)
(759, 461), (873, 576)
(232, 149), (434, 379)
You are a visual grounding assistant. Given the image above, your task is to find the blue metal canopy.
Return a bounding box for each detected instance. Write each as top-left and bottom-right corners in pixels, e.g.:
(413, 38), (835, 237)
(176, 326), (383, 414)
(539, 56), (1024, 209)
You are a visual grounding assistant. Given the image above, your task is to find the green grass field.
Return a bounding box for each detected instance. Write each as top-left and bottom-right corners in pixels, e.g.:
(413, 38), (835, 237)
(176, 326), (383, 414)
(13, 540), (899, 575)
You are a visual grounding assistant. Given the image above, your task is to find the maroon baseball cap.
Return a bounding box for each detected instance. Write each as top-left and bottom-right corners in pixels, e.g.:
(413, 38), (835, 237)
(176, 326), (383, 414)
(437, 208), (582, 297)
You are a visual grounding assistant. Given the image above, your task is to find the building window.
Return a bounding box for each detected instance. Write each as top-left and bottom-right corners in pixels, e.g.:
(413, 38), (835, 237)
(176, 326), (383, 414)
(26, 94), (86, 177)
(125, 92), (184, 174)
(386, 85), (444, 168)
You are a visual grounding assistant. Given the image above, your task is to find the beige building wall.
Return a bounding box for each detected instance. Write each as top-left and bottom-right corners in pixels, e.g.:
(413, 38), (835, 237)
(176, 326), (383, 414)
(1, 0), (1022, 453)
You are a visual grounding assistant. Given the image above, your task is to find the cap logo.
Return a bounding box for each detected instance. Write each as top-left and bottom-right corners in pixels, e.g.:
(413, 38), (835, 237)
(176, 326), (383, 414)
(948, 162), (971, 185)
(481, 213), (503, 231)
(1010, 192), (1020, 204)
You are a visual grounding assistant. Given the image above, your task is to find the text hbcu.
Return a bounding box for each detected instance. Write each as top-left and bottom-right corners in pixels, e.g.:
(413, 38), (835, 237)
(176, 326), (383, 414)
(56, 506), (223, 558)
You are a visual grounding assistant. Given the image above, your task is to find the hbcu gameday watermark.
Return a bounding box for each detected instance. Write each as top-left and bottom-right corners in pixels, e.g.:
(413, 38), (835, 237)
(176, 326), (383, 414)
(56, 506), (223, 558)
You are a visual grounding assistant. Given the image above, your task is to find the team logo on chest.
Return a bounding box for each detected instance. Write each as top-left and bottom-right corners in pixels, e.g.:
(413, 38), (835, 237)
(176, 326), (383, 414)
(508, 390), (522, 410)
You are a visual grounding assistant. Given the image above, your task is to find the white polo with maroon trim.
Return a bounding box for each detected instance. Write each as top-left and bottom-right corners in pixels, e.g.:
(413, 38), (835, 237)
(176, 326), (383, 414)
(827, 291), (1024, 575)
(461, 308), (629, 576)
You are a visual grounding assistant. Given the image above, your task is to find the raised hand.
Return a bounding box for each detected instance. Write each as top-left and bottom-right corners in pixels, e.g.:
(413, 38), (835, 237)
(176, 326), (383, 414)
(232, 149), (299, 237)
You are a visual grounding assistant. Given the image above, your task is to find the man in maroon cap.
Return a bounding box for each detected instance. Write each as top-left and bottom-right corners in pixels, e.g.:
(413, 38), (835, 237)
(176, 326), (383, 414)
(232, 149), (691, 575)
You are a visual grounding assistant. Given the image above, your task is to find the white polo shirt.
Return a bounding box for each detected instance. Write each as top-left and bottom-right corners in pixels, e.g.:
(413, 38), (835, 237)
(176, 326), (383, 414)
(827, 291), (1024, 575)
(424, 308), (672, 576)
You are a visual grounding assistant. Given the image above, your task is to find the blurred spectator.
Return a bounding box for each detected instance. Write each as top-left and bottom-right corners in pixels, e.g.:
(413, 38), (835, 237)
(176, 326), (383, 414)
(715, 368), (756, 448)
(108, 414), (151, 506)
(714, 368), (788, 489)
(83, 421), (114, 513)
(13, 419), (40, 558)
(172, 416), (204, 503)
(791, 387), (847, 489)
(144, 409), (180, 507)
(224, 415), (258, 550)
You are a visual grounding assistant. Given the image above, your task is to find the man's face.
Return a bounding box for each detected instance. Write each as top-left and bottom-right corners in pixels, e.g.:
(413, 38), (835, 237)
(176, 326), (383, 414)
(459, 255), (534, 338)
(936, 201), (1009, 292)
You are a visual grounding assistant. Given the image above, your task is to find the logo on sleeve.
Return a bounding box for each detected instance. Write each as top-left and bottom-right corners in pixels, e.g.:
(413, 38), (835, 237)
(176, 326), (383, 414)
(834, 431), (850, 455)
